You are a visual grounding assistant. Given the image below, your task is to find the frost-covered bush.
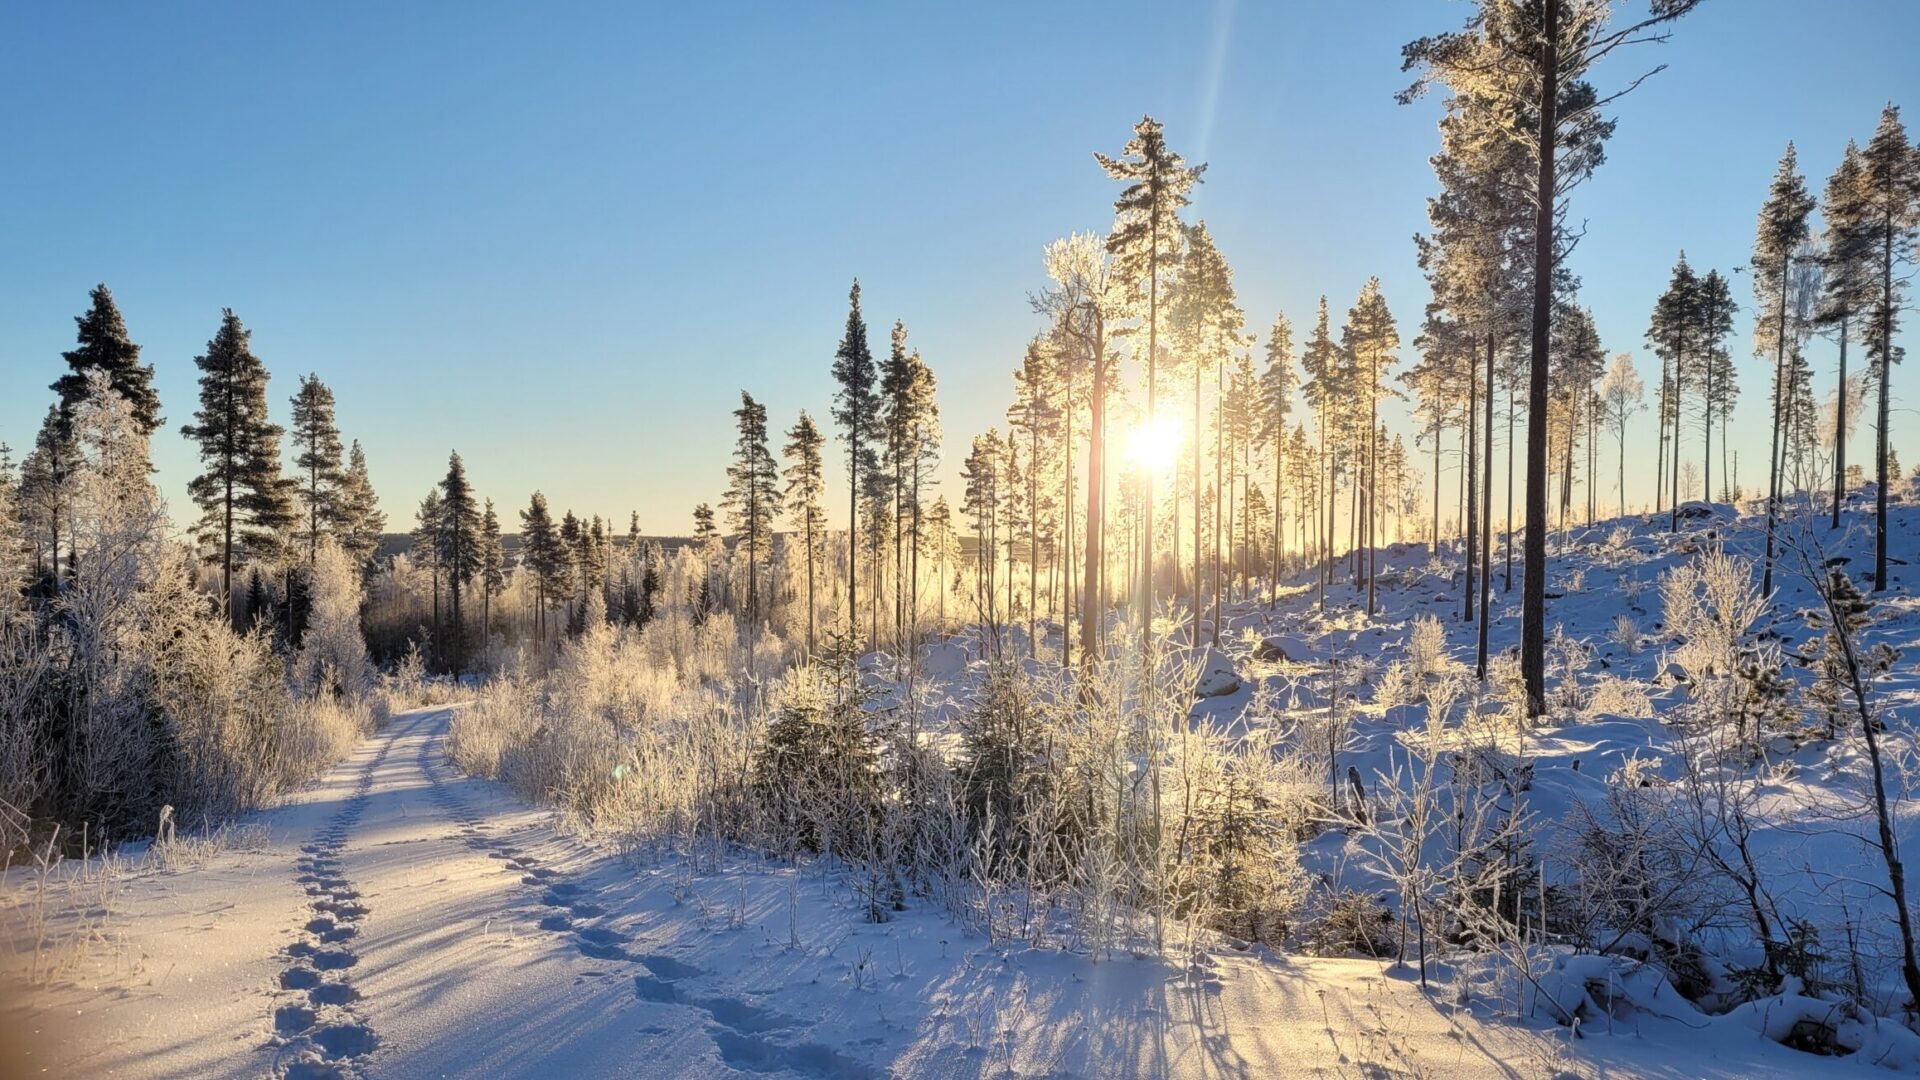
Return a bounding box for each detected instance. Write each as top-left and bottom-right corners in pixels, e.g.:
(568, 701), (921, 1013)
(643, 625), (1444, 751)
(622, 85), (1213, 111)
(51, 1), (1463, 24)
(1610, 613), (1641, 653)
(1304, 889), (1395, 957)
(293, 540), (375, 701)
(1584, 674), (1653, 719)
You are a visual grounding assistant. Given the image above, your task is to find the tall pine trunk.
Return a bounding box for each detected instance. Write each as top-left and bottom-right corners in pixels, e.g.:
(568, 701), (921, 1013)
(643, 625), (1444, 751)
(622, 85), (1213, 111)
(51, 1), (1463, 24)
(1834, 314), (1849, 528)
(1478, 332), (1494, 679)
(1764, 260), (1789, 594)
(1521, 0), (1558, 718)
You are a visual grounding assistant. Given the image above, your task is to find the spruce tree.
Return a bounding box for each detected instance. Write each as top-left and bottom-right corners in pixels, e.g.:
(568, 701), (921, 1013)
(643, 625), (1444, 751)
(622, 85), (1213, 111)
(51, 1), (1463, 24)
(784, 411), (828, 655)
(691, 503), (717, 619)
(1752, 143), (1816, 593)
(479, 499), (504, 644)
(289, 374), (345, 564)
(19, 406), (77, 589)
(1097, 116), (1202, 651)
(1856, 106), (1920, 590)
(436, 452), (483, 672)
(830, 281), (878, 647)
(336, 440), (385, 571)
(413, 488), (445, 640)
(54, 284), (161, 437)
(181, 309), (294, 627)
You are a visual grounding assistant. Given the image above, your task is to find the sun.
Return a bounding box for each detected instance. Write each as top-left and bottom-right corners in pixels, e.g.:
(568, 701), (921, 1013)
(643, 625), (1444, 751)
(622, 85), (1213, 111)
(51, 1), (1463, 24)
(1123, 413), (1183, 471)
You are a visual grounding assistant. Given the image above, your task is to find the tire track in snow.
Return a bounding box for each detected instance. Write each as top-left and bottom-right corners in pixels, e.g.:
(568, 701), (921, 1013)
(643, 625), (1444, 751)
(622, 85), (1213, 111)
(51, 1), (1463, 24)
(268, 710), (424, 1079)
(412, 713), (877, 1078)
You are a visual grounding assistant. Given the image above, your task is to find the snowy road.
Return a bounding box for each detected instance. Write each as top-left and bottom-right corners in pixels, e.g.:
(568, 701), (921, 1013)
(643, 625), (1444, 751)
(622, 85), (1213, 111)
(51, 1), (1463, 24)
(6, 707), (735, 1079)
(6, 705), (1889, 1079)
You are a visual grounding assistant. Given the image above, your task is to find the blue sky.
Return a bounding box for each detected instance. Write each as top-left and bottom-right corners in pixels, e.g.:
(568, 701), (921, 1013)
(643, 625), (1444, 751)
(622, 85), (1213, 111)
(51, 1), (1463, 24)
(3, 1), (1916, 535)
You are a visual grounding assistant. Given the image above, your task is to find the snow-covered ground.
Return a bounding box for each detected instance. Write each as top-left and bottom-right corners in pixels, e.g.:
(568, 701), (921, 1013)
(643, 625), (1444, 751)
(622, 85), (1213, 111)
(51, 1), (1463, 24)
(6, 497), (1920, 1078)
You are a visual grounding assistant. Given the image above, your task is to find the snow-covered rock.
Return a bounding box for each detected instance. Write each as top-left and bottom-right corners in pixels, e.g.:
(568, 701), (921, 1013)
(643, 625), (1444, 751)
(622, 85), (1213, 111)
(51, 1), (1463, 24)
(1254, 634), (1316, 663)
(1675, 499), (1735, 522)
(1194, 647), (1242, 698)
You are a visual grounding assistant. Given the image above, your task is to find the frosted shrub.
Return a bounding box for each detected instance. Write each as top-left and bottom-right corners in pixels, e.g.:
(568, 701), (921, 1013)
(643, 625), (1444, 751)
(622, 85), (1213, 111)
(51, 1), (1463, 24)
(1661, 546), (1769, 683)
(1405, 615), (1459, 685)
(447, 678), (540, 780)
(1601, 525), (1636, 565)
(1584, 674), (1653, 719)
(1546, 630), (1592, 717)
(294, 540), (376, 701)
(1610, 613), (1641, 653)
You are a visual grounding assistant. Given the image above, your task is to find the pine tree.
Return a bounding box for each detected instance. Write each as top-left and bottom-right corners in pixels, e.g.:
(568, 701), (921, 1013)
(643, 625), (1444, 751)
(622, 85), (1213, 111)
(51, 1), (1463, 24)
(1816, 142), (1875, 528)
(1299, 297), (1343, 605)
(1097, 116), (1203, 651)
(1007, 339), (1057, 659)
(902, 351), (940, 641)
(879, 324), (940, 648)
(1647, 252), (1700, 523)
(1224, 350), (1258, 611)
(1696, 270), (1737, 503)
(1856, 106), (1920, 590)
(962, 432), (1003, 652)
(1403, 0), (1701, 716)
(1414, 49), (1531, 661)
(1752, 143), (1816, 592)
(181, 309), (294, 627)
(436, 452), (483, 672)
(723, 391), (779, 650)
(830, 280), (879, 647)
(1168, 220), (1244, 638)
(289, 374), (345, 564)
(1260, 312), (1296, 604)
(784, 411), (828, 656)
(519, 491), (562, 642)
(1550, 306), (1604, 532)
(53, 284), (161, 437)
(1342, 279), (1399, 615)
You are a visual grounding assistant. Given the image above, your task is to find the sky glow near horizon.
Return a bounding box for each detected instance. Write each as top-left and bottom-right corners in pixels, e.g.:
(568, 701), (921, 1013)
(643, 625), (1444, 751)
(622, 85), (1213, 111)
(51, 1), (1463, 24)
(2, 1), (1916, 538)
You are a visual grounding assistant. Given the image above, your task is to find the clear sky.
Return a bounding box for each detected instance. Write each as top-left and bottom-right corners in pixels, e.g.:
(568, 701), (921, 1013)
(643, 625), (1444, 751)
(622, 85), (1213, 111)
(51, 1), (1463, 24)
(3, 1), (1915, 536)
